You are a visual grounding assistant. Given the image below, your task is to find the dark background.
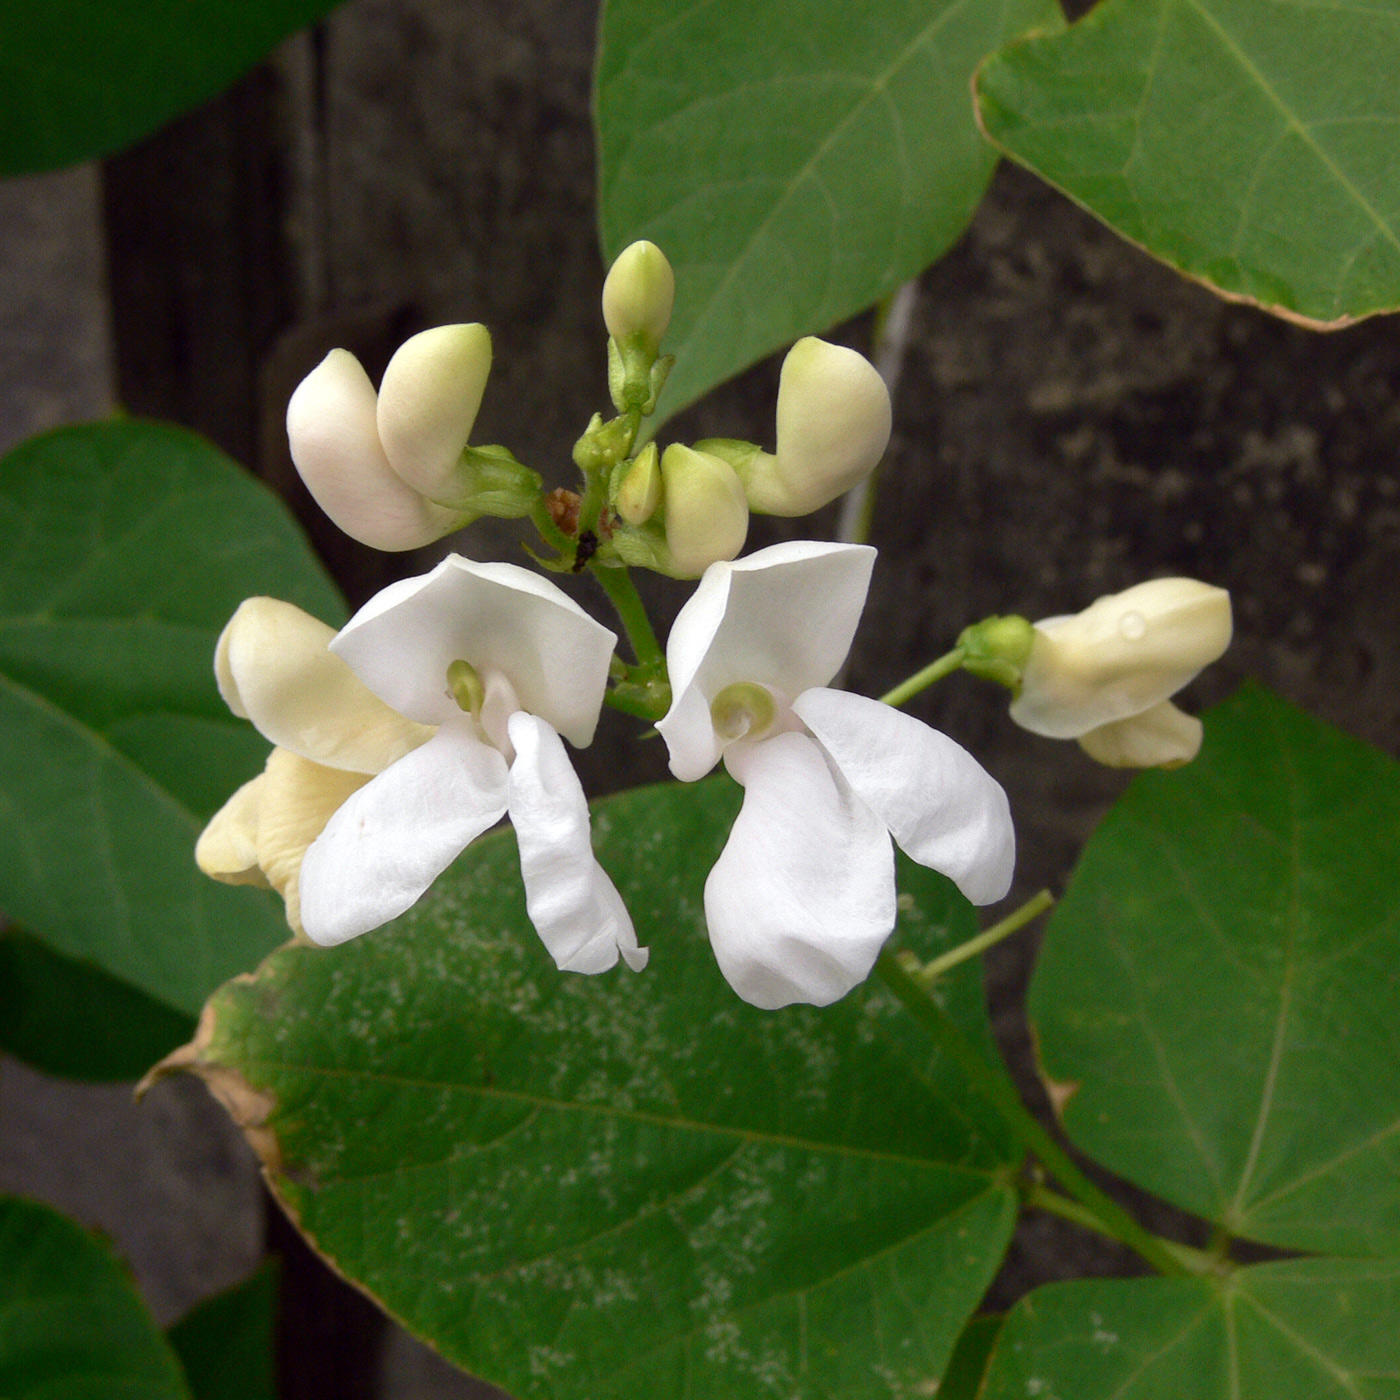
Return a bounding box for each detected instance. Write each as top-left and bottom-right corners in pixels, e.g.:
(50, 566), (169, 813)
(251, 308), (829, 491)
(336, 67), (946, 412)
(2, 0), (1398, 1394)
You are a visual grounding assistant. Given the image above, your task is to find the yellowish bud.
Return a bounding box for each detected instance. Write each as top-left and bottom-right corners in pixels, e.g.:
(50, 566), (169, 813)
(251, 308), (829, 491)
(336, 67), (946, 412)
(661, 444), (749, 578)
(602, 241), (675, 352)
(614, 442), (662, 525)
(377, 324), (492, 501)
(728, 338), (891, 516)
(286, 349), (466, 551)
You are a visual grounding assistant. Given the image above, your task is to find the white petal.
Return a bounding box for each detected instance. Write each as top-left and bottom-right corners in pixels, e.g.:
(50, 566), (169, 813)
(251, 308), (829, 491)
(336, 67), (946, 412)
(195, 775), (269, 887)
(1078, 700), (1203, 769)
(1010, 578), (1232, 738)
(707, 731), (895, 1009)
(253, 748), (371, 937)
(286, 349), (467, 551)
(298, 713), (509, 946)
(215, 597), (434, 773)
(794, 689), (1015, 906)
(657, 540), (875, 782)
(377, 324), (492, 501)
(506, 712), (646, 974)
(331, 555), (617, 745)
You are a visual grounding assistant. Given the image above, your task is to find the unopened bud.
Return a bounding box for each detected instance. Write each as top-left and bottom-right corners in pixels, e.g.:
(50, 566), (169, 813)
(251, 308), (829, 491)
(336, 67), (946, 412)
(377, 324), (492, 502)
(661, 444), (749, 578)
(1078, 700), (1203, 769)
(602, 240), (675, 353)
(614, 442), (661, 525)
(287, 350), (466, 551)
(1009, 578), (1232, 740)
(958, 615), (1036, 690)
(724, 338), (891, 516)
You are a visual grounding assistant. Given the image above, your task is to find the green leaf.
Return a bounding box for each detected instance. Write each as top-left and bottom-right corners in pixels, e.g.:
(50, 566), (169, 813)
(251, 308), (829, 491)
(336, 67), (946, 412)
(595, 0), (1063, 423)
(939, 1312), (1005, 1400)
(975, 0), (1400, 329)
(168, 1263), (278, 1400)
(0, 420), (345, 1016)
(1029, 685), (1400, 1257)
(0, 1), (344, 177)
(0, 1194), (192, 1399)
(184, 776), (1020, 1399)
(0, 926), (195, 1081)
(980, 1260), (1400, 1400)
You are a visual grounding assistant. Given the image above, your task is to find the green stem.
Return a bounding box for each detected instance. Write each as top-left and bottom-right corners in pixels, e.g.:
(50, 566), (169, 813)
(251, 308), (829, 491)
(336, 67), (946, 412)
(529, 497), (575, 558)
(1024, 1182), (1222, 1277)
(591, 563), (665, 671)
(873, 951), (1187, 1277)
(914, 890), (1054, 986)
(879, 647), (966, 708)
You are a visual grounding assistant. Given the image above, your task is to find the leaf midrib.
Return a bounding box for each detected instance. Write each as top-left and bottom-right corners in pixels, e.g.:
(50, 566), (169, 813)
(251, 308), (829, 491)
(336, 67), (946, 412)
(239, 1055), (1003, 1176)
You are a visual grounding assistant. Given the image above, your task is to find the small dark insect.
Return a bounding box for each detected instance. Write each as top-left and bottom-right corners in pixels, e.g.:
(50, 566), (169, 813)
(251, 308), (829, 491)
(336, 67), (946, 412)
(572, 529), (599, 572)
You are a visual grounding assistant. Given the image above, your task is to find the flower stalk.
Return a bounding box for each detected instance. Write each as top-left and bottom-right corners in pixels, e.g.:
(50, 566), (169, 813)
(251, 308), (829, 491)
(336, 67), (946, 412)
(879, 646), (966, 708)
(873, 949), (1188, 1277)
(904, 888), (1054, 987)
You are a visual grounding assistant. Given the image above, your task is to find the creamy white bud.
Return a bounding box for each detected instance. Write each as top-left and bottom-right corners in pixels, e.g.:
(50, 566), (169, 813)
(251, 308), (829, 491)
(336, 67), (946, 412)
(661, 444), (749, 577)
(602, 241), (675, 351)
(733, 338), (891, 516)
(377, 324), (492, 501)
(287, 350), (466, 551)
(1010, 578), (1232, 739)
(614, 441), (661, 525)
(1077, 700), (1204, 769)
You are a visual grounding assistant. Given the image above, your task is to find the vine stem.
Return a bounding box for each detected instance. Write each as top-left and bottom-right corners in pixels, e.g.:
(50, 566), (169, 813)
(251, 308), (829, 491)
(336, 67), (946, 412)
(879, 646), (965, 708)
(1024, 1182), (1222, 1277)
(912, 890), (1054, 985)
(591, 563), (664, 670)
(873, 951), (1188, 1277)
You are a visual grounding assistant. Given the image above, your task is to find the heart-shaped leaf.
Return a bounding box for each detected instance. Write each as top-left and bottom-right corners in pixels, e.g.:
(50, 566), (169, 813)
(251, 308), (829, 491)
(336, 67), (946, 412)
(596, 0), (1063, 422)
(0, 1194), (192, 1400)
(0, 1), (344, 176)
(980, 1260), (1400, 1399)
(0, 421), (345, 1015)
(1029, 685), (1400, 1257)
(181, 777), (1020, 1399)
(976, 0), (1400, 328)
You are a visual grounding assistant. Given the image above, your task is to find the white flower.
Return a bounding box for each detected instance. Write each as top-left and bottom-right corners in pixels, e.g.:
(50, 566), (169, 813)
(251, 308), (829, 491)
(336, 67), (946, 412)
(1009, 578), (1232, 768)
(657, 541), (1014, 1009)
(199, 563), (646, 975)
(297, 556), (645, 973)
(286, 324), (493, 551)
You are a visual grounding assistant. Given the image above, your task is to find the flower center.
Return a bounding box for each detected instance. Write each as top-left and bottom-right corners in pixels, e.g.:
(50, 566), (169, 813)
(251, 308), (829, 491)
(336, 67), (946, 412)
(710, 681), (777, 742)
(446, 658), (486, 717)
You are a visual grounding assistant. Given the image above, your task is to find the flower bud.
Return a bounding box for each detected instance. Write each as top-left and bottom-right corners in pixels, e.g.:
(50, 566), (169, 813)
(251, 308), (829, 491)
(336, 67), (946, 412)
(287, 350), (466, 551)
(719, 338), (891, 517)
(1009, 578), (1232, 741)
(613, 442), (661, 525)
(377, 324), (492, 502)
(1078, 701), (1203, 769)
(661, 444), (749, 578)
(602, 240), (675, 353)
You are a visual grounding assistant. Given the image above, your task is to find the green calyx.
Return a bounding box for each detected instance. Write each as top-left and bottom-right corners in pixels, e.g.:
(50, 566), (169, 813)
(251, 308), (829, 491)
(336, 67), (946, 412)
(429, 445), (541, 519)
(958, 614), (1036, 691)
(607, 334), (674, 416)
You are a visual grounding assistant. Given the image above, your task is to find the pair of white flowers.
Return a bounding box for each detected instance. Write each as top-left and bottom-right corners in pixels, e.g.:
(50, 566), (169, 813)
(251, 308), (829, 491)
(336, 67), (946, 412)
(198, 541), (1021, 1008)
